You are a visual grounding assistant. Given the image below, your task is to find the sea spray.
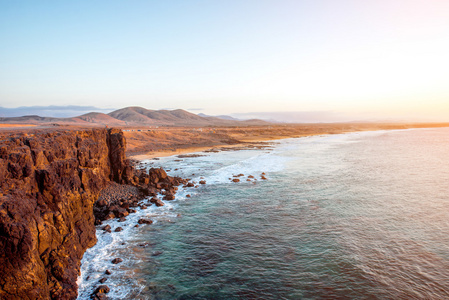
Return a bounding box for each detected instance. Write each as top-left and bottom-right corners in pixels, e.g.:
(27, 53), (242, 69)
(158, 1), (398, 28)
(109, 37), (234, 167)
(79, 128), (449, 299)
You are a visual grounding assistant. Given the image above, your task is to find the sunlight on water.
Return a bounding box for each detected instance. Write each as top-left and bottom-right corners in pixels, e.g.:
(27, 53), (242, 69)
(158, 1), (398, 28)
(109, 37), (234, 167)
(78, 128), (449, 299)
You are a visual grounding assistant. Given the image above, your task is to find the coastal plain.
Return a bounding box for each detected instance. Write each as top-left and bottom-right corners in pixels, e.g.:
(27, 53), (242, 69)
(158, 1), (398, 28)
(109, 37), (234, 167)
(122, 122), (449, 158)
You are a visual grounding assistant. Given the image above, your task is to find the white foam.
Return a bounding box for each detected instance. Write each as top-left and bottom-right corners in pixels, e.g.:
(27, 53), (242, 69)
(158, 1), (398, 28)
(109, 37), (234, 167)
(77, 191), (184, 299)
(78, 132), (386, 298)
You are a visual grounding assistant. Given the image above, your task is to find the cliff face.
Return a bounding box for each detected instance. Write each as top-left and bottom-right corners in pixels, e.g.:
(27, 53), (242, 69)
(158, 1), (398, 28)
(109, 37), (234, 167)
(0, 128), (129, 299)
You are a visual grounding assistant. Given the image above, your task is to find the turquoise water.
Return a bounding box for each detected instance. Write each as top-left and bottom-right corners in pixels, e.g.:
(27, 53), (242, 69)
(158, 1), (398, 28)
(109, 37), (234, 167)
(78, 128), (449, 299)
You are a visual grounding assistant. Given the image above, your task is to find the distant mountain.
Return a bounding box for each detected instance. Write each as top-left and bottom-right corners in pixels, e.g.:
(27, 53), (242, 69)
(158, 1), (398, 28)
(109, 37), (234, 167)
(0, 105), (114, 118)
(197, 113), (240, 121)
(0, 106), (270, 127)
(108, 107), (207, 126)
(78, 112), (127, 126)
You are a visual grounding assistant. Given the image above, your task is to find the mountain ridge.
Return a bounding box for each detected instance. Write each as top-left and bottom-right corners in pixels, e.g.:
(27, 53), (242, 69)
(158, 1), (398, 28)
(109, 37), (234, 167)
(0, 106), (270, 127)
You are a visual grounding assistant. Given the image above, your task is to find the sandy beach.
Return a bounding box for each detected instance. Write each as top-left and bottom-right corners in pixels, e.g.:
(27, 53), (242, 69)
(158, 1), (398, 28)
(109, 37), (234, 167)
(124, 122), (449, 160)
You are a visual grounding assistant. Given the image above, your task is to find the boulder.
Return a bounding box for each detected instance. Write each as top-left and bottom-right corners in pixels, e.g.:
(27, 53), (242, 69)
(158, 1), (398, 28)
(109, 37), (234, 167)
(148, 167), (168, 184)
(91, 285), (110, 300)
(94, 285), (110, 294)
(138, 219), (153, 225)
(163, 193), (175, 201)
(150, 197), (164, 207)
(111, 258), (123, 264)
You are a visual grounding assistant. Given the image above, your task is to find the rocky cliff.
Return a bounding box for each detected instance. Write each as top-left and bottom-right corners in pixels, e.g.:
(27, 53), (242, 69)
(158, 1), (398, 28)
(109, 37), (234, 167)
(0, 128), (137, 299)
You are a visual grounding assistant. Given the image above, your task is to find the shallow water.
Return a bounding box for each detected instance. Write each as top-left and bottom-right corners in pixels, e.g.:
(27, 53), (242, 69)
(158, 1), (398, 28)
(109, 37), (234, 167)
(78, 128), (449, 299)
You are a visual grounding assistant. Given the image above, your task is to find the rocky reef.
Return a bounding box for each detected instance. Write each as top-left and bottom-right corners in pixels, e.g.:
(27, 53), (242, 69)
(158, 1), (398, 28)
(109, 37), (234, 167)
(0, 128), (183, 299)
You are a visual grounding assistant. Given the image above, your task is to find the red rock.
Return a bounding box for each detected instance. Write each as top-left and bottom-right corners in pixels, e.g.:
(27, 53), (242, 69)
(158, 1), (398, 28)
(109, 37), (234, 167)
(138, 219), (153, 225)
(199, 180), (206, 184)
(149, 167), (168, 183)
(163, 194), (175, 200)
(155, 199), (164, 207)
(115, 208), (129, 218)
(232, 178), (240, 183)
(93, 285), (110, 297)
(150, 197), (164, 207)
(104, 212), (116, 220)
(0, 128), (186, 299)
(111, 258), (123, 264)
(97, 199), (108, 207)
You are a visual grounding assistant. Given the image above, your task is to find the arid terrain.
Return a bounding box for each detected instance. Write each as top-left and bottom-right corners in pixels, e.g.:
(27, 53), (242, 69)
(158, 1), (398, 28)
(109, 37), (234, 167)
(2, 121), (449, 159)
(3, 106), (448, 159)
(122, 122), (449, 158)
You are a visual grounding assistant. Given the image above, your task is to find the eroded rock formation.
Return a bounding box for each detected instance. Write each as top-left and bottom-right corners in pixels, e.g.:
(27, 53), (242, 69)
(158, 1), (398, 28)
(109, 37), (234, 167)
(0, 128), (176, 299)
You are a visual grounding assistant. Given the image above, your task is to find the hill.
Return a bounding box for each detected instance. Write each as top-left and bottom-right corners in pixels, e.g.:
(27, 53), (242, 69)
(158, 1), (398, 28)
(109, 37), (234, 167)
(78, 112), (127, 126)
(0, 106), (270, 127)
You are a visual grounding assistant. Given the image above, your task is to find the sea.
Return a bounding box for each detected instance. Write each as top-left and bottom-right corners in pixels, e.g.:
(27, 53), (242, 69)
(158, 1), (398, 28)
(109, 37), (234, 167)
(77, 127), (449, 299)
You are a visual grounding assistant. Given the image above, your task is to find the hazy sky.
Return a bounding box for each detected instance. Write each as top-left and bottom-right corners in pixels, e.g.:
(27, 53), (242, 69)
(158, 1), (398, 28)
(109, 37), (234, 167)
(1, 0), (448, 121)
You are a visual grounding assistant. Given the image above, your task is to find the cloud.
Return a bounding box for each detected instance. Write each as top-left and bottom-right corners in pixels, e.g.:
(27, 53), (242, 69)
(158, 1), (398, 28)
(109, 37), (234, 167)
(0, 106), (115, 118)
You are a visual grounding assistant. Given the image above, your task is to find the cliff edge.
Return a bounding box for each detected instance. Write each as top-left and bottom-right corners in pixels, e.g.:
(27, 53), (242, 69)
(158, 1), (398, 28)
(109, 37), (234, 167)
(0, 128), (134, 299)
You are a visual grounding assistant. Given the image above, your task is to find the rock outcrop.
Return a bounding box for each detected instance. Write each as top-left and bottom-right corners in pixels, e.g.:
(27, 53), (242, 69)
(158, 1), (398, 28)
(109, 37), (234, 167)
(0, 128), (171, 299)
(92, 167), (186, 224)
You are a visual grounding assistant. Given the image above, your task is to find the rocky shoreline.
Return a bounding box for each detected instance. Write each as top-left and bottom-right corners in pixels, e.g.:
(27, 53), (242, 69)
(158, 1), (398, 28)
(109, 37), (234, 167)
(87, 166), (189, 300)
(0, 128), (187, 299)
(93, 166), (187, 225)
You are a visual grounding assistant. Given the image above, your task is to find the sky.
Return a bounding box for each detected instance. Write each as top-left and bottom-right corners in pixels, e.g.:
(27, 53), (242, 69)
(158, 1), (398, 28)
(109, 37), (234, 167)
(1, 0), (448, 122)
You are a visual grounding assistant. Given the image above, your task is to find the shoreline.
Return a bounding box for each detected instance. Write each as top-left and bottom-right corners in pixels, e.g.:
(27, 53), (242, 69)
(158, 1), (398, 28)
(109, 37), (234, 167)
(79, 126), (449, 298)
(126, 124), (449, 161)
(128, 141), (279, 160)
(125, 127), (413, 160)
